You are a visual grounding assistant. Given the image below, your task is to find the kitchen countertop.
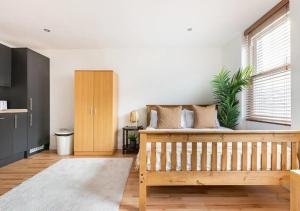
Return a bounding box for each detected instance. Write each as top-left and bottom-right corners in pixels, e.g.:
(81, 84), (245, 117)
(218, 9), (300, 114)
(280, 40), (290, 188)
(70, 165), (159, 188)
(0, 109), (28, 113)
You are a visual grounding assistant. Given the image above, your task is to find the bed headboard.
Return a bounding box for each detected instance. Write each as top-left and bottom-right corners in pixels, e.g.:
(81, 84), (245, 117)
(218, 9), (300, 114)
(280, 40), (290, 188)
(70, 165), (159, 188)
(146, 104), (214, 126)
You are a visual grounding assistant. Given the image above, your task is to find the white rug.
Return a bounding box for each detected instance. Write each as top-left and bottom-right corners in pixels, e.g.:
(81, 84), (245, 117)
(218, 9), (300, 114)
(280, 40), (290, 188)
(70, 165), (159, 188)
(0, 158), (132, 211)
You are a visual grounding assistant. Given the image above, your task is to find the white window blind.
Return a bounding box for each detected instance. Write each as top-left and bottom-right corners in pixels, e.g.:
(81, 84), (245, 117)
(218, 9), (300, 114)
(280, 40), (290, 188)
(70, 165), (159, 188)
(246, 6), (291, 125)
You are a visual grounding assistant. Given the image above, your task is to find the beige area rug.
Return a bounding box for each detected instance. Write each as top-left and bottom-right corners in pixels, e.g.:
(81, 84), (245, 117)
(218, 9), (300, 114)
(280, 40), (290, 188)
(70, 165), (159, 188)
(0, 158), (132, 211)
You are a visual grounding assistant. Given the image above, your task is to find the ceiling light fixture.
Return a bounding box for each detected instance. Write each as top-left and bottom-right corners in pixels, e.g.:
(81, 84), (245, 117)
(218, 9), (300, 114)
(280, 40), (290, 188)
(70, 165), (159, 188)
(187, 27), (193, 32)
(43, 28), (51, 32)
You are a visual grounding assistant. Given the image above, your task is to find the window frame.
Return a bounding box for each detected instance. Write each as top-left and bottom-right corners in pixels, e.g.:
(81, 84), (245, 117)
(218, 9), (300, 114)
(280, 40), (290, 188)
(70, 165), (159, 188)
(245, 0), (291, 126)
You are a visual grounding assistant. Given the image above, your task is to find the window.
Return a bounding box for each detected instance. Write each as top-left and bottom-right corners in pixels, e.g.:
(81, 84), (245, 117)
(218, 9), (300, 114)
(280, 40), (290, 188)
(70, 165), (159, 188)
(245, 1), (291, 125)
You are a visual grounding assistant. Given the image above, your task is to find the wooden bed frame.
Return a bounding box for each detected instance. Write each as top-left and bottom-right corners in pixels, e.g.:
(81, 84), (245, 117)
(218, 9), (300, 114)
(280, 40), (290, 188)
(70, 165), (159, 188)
(139, 105), (300, 211)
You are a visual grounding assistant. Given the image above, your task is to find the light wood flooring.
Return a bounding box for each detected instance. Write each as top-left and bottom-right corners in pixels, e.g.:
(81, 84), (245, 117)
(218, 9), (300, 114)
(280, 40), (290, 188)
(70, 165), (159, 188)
(0, 150), (290, 210)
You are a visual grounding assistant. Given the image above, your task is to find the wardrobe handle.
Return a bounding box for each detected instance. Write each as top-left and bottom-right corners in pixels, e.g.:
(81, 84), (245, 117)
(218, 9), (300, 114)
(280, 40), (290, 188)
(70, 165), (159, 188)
(14, 115), (18, 129)
(0, 117), (5, 120)
(94, 108), (96, 115)
(90, 107), (93, 115)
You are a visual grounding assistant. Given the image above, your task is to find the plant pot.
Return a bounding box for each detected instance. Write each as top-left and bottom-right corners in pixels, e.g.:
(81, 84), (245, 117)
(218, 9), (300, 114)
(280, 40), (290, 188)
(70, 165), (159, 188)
(129, 139), (136, 149)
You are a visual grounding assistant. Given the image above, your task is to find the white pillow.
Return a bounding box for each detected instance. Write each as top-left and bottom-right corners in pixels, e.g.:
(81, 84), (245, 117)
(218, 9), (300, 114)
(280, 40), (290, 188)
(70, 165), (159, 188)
(180, 111), (186, 128)
(183, 109), (220, 128)
(149, 110), (158, 128)
(149, 109), (186, 128)
(183, 109), (194, 128)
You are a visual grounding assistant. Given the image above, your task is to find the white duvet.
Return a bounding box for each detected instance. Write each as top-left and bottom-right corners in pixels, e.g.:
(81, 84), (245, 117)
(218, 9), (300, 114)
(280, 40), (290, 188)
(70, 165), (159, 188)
(143, 127), (292, 171)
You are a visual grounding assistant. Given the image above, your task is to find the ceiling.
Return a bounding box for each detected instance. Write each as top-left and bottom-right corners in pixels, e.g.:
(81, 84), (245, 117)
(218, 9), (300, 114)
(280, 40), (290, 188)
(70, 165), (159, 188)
(0, 0), (280, 49)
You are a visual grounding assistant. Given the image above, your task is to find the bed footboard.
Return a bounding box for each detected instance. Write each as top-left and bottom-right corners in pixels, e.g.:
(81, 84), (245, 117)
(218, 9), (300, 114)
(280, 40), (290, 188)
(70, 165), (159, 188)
(139, 130), (300, 211)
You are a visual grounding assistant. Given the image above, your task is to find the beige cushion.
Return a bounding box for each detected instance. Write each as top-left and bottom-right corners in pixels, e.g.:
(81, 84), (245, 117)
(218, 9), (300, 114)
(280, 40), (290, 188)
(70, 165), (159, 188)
(157, 106), (182, 129)
(193, 105), (217, 128)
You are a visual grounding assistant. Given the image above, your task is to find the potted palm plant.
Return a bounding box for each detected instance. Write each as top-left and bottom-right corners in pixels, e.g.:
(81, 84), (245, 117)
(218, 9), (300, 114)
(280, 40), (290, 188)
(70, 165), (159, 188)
(128, 134), (138, 149)
(211, 66), (253, 129)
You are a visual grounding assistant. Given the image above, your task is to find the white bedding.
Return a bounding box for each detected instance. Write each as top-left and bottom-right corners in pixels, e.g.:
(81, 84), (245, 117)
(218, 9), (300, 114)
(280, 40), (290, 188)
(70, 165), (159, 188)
(144, 127), (292, 171)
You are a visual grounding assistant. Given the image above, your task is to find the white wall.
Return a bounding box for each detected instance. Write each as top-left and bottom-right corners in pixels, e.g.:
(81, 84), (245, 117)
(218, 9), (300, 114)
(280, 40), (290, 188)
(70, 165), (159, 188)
(221, 37), (242, 71)
(221, 1), (299, 130)
(38, 48), (222, 149)
(221, 36), (246, 129)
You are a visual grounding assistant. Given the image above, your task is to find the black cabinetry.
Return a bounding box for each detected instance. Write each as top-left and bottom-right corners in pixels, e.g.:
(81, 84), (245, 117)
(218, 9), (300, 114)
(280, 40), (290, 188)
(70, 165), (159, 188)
(0, 48), (50, 150)
(0, 114), (13, 159)
(13, 113), (28, 154)
(0, 43), (11, 87)
(0, 112), (27, 167)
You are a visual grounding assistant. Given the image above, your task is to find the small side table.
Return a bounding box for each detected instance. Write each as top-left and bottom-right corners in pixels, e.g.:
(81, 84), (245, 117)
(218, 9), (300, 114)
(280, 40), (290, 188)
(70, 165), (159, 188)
(290, 170), (300, 211)
(122, 126), (143, 154)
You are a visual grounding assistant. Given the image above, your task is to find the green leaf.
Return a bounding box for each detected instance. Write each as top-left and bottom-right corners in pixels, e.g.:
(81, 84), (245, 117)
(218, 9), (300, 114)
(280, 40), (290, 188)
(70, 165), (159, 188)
(211, 66), (253, 129)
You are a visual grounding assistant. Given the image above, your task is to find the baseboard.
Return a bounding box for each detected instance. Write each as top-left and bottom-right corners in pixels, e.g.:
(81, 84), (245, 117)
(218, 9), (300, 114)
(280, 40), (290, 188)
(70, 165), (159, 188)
(29, 145), (45, 154)
(28, 144), (49, 156)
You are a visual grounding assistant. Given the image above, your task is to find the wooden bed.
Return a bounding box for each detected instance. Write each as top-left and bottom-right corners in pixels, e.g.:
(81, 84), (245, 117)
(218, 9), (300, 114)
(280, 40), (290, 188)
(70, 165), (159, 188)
(139, 105), (300, 211)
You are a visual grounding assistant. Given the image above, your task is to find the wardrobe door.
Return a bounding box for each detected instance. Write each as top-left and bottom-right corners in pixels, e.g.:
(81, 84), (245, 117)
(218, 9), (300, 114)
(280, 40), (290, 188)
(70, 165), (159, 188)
(93, 71), (114, 153)
(74, 71), (94, 152)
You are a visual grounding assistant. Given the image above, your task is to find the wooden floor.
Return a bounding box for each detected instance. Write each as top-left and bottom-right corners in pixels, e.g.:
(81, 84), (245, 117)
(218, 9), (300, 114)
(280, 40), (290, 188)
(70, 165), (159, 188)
(0, 151), (290, 210)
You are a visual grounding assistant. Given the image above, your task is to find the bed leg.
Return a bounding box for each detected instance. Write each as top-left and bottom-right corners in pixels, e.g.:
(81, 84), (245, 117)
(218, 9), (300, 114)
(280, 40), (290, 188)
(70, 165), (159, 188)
(139, 133), (148, 211)
(139, 176), (147, 211)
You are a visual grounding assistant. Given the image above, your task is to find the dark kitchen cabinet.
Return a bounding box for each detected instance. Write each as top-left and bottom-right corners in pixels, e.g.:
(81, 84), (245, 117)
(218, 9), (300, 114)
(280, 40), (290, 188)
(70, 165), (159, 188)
(27, 50), (50, 148)
(13, 113), (28, 154)
(0, 48), (50, 151)
(0, 112), (28, 167)
(0, 114), (13, 159)
(0, 43), (11, 87)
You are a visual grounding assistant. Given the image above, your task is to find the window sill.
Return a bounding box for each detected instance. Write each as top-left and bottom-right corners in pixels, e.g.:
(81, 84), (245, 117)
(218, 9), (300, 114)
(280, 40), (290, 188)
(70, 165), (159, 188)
(246, 118), (291, 126)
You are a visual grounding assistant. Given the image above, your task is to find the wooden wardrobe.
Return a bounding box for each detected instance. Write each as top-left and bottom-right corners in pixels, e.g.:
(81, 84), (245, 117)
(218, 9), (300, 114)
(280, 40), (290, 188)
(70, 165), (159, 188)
(74, 70), (118, 155)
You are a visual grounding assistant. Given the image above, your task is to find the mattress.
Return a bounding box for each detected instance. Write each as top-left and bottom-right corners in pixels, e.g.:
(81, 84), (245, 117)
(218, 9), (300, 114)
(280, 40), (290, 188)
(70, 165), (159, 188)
(145, 127), (292, 171)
